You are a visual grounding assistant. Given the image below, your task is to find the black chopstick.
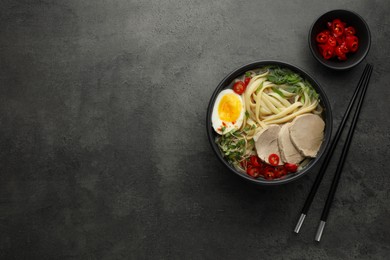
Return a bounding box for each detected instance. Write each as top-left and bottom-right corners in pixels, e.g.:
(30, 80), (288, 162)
(315, 64), (373, 242)
(294, 64), (372, 233)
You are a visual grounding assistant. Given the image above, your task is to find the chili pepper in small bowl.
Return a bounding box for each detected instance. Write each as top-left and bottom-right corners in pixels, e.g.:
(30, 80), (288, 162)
(309, 10), (371, 70)
(315, 18), (359, 61)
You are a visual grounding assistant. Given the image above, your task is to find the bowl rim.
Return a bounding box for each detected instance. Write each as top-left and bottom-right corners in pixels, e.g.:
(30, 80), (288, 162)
(308, 9), (371, 70)
(206, 60), (333, 185)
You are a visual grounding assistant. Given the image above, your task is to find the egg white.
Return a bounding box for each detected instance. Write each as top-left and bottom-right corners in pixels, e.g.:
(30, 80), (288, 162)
(211, 89), (245, 135)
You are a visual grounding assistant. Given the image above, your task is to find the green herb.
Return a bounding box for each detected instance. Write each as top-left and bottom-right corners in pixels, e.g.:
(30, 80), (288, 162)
(294, 80), (319, 102)
(263, 65), (320, 102)
(216, 131), (247, 164)
(304, 80), (319, 100)
(255, 82), (264, 94)
(221, 126), (226, 133)
(245, 111), (249, 119)
(266, 66), (303, 85)
(245, 72), (251, 77)
(237, 139), (245, 146)
(286, 86), (299, 93)
(272, 87), (285, 97)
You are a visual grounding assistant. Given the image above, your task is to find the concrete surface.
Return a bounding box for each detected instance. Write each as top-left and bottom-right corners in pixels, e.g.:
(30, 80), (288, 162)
(1, 0), (389, 259)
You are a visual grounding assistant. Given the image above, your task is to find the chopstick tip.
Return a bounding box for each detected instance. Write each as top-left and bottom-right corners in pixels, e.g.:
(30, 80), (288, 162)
(314, 220), (326, 242)
(294, 213), (306, 234)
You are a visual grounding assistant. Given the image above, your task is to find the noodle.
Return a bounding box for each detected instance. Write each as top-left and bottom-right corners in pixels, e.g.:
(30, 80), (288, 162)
(245, 76), (318, 127)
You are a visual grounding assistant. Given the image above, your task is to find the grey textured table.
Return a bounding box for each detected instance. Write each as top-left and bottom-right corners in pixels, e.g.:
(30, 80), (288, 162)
(1, 0), (389, 259)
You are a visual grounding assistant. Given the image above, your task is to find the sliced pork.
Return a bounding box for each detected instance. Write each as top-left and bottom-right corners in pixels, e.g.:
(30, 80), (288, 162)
(254, 124), (283, 165)
(289, 114), (325, 158)
(278, 123), (305, 164)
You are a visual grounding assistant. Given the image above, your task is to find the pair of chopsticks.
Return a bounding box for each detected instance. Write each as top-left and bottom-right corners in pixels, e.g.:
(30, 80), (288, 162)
(294, 63), (373, 242)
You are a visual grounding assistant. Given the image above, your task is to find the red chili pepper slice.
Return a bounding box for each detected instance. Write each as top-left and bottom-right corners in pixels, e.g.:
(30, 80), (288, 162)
(335, 46), (347, 60)
(244, 77), (251, 87)
(268, 154), (279, 166)
(273, 166), (287, 178)
(346, 35), (359, 52)
(316, 32), (329, 43)
(332, 19), (345, 37)
(247, 167), (261, 178)
(250, 155), (262, 167)
(284, 163), (298, 173)
(339, 42), (349, 54)
(327, 36), (337, 47)
(263, 166), (274, 180)
(233, 81), (246, 94)
(319, 44), (334, 60)
(344, 26), (356, 36)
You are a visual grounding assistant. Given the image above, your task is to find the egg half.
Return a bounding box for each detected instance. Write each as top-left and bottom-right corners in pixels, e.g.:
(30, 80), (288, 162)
(212, 89), (245, 135)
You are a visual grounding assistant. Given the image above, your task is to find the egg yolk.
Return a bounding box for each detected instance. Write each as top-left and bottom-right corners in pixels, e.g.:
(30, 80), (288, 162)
(218, 93), (242, 122)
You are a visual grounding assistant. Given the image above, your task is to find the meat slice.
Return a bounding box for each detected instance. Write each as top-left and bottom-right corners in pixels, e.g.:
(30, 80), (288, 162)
(289, 114), (325, 158)
(278, 123), (305, 164)
(253, 124), (283, 165)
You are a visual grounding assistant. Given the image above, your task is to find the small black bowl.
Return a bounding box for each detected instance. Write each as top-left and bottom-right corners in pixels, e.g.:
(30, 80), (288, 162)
(206, 60), (333, 185)
(309, 9), (371, 70)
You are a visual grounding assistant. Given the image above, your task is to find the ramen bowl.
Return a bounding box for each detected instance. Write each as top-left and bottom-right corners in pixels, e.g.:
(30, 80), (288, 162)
(206, 60), (333, 185)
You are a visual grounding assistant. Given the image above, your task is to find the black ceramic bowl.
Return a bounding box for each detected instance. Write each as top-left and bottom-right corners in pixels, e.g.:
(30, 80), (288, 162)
(309, 9), (371, 70)
(206, 61), (333, 185)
